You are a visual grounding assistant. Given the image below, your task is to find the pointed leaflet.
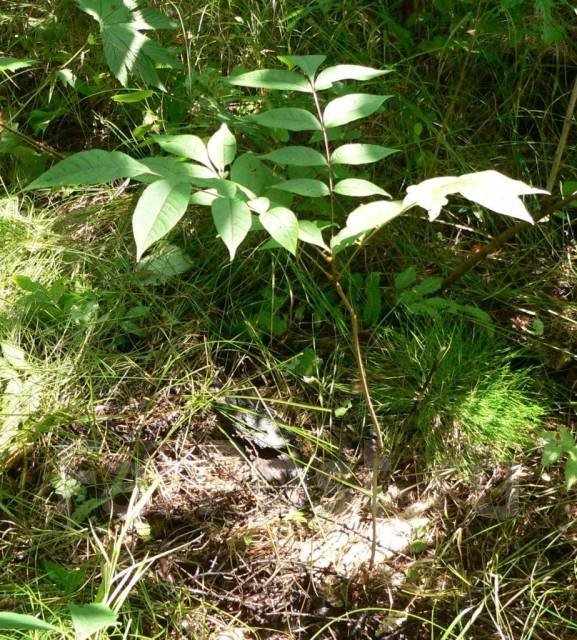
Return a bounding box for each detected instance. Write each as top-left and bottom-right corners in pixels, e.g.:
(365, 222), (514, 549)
(26, 150), (149, 189)
(211, 197), (252, 260)
(251, 108), (321, 131)
(260, 146), (327, 167)
(278, 55), (327, 77)
(228, 69), (311, 92)
(0, 612), (59, 632)
(323, 94), (391, 128)
(153, 135), (213, 168)
(271, 179), (329, 197)
(133, 179), (191, 260)
(70, 603), (117, 640)
(331, 144), (397, 165)
(260, 207), (299, 255)
(135, 157), (215, 182)
(315, 64), (391, 90)
(207, 124), (237, 172)
(403, 170), (548, 222)
(334, 178), (390, 197)
(298, 220), (329, 250)
(346, 200), (405, 233)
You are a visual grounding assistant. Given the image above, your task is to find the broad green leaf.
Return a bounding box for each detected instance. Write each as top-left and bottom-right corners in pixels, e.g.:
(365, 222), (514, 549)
(248, 197), (270, 213)
(331, 144), (397, 165)
(190, 191), (217, 206)
(207, 124), (237, 172)
(69, 603), (117, 640)
(230, 153), (277, 195)
(346, 200), (405, 233)
(542, 438), (563, 465)
(78, 0), (181, 90)
(413, 277), (443, 296)
(333, 178), (390, 197)
(251, 108), (321, 131)
(153, 134), (212, 168)
(323, 94), (391, 128)
(135, 157), (215, 182)
(298, 220), (329, 250)
(260, 207), (299, 255)
(315, 64), (391, 90)
(560, 427), (575, 450)
(565, 453), (577, 491)
(138, 244), (193, 284)
(26, 150), (149, 189)
(330, 226), (365, 254)
(0, 612), (59, 632)
(211, 197), (251, 260)
(132, 179), (191, 260)
(260, 146), (327, 167)
(1, 342), (27, 371)
(271, 179), (329, 197)
(228, 69), (311, 92)
(0, 57), (37, 73)
(278, 54), (326, 77)
(403, 170), (548, 222)
(394, 266), (417, 290)
(112, 89), (154, 102)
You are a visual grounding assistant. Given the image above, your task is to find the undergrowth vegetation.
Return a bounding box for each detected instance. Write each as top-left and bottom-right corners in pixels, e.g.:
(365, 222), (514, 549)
(1, 1), (577, 639)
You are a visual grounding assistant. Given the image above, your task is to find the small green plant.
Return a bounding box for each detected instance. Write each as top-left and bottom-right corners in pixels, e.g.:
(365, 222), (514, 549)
(541, 427), (577, 490)
(25, 54), (550, 565)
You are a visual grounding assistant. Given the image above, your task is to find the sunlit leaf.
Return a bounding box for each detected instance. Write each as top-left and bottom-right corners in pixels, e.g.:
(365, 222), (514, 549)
(0, 612), (59, 632)
(260, 146), (327, 167)
(211, 197), (252, 260)
(315, 64), (390, 90)
(334, 178), (390, 197)
(132, 179), (191, 260)
(152, 134), (213, 168)
(346, 200), (405, 232)
(26, 150), (149, 189)
(298, 220), (329, 250)
(251, 108), (321, 131)
(271, 179), (329, 197)
(0, 57), (37, 73)
(403, 170), (548, 222)
(228, 69), (311, 92)
(331, 144), (397, 165)
(323, 94), (391, 128)
(278, 54), (327, 77)
(207, 124), (237, 172)
(260, 207), (299, 255)
(69, 603), (117, 640)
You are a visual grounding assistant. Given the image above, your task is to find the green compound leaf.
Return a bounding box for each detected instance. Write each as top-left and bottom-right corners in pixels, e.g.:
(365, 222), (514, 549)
(153, 134), (213, 168)
(346, 200), (405, 233)
(228, 69), (311, 92)
(26, 150), (149, 189)
(69, 603), (118, 640)
(0, 612), (59, 632)
(133, 179), (191, 261)
(279, 54), (327, 77)
(334, 178), (390, 197)
(207, 124), (237, 172)
(331, 144), (398, 165)
(260, 207), (299, 255)
(323, 93), (391, 128)
(394, 265), (417, 291)
(260, 146), (327, 167)
(251, 108), (321, 131)
(315, 64), (391, 90)
(271, 179), (329, 197)
(77, 0), (181, 90)
(211, 197), (252, 260)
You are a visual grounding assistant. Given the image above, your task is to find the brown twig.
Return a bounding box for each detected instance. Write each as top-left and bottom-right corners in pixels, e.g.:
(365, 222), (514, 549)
(0, 114), (65, 160)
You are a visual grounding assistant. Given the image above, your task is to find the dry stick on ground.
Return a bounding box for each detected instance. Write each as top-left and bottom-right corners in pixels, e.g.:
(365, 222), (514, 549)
(441, 72), (577, 290)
